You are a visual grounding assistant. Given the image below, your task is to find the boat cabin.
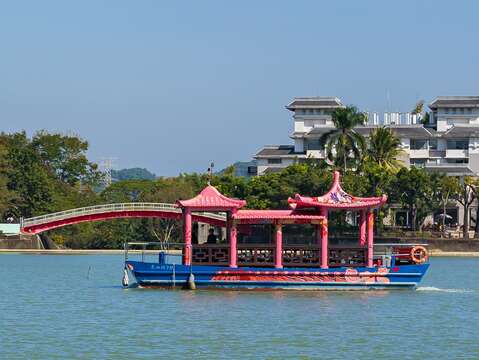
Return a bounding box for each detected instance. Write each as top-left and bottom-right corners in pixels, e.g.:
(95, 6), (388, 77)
(176, 171), (388, 269)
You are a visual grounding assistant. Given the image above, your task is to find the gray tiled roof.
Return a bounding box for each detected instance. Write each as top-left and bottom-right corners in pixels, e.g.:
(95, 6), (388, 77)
(429, 96), (479, 109)
(255, 145), (295, 157)
(443, 125), (479, 138)
(286, 97), (343, 111)
(305, 127), (336, 137)
(305, 125), (432, 138)
(424, 165), (475, 175)
(262, 167), (285, 174)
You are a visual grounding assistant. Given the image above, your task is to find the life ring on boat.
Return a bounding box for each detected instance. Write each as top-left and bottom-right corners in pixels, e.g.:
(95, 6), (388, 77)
(410, 246), (428, 264)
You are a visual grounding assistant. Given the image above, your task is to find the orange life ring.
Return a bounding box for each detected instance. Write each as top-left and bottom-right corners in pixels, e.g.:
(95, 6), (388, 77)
(410, 246), (428, 264)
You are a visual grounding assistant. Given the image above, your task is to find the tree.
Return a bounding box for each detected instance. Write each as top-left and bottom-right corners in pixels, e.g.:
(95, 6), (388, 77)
(412, 100), (424, 115)
(32, 131), (100, 186)
(431, 175), (460, 232)
(390, 167), (437, 231)
(2, 132), (54, 217)
(454, 176), (478, 239)
(111, 168), (156, 181)
(319, 106), (367, 172)
(366, 127), (404, 172)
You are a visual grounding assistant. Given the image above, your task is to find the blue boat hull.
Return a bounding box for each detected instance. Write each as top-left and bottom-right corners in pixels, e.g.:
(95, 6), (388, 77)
(125, 261), (429, 290)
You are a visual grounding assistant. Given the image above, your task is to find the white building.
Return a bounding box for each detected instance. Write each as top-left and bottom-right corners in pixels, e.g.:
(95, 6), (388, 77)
(254, 96), (479, 227)
(255, 96), (479, 177)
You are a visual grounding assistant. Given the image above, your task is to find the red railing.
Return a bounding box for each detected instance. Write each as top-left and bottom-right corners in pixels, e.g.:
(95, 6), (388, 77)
(191, 244), (367, 267)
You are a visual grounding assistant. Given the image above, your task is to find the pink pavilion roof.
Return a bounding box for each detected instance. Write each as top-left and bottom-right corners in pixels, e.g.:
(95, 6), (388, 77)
(176, 185), (246, 210)
(288, 171), (387, 210)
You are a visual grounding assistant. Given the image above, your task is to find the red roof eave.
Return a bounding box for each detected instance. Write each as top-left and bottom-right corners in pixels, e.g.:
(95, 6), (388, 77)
(288, 195), (387, 210)
(233, 209), (326, 224)
(288, 171), (388, 210)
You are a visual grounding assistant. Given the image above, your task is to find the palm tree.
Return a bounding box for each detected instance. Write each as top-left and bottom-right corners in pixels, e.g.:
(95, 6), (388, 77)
(366, 127), (404, 172)
(319, 106), (367, 172)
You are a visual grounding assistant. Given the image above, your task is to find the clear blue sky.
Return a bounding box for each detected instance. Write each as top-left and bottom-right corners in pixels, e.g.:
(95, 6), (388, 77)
(1, 1), (478, 175)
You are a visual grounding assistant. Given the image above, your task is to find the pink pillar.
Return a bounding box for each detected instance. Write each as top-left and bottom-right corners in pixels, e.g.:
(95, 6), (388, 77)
(359, 210), (366, 246)
(320, 208), (328, 269)
(183, 208), (192, 266)
(316, 224), (322, 245)
(367, 209), (374, 268)
(275, 223), (283, 269)
(229, 212), (238, 268)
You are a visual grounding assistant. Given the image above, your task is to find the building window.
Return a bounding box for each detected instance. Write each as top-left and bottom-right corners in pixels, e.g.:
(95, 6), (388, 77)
(247, 166), (257, 175)
(304, 139), (321, 151)
(411, 159), (427, 167)
(410, 139), (428, 150)
(446, 158), (469, 164)
(429, 139), (437, 150)
(445, 108), (449, 114)
(268, 158), (282, 164)
(447, 139), (469, 150)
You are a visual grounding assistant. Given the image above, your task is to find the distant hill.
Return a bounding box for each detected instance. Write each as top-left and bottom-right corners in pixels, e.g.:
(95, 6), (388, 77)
(111, 168), (156, 181)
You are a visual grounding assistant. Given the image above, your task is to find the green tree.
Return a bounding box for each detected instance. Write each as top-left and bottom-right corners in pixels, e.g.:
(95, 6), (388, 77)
(390, 167), (437, 231)
(32, 131), (100, 186)
(111, 168), (156, 181)
(454, 176), (478, 239)
(319, 106), (367, 172)
(411, 100), (424, 115)
(2, 132), (54, 217)
(432, 174), (460, 231)
(366, 127), (404, 172)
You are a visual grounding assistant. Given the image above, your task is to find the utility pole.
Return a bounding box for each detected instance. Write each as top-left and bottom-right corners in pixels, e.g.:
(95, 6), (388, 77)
(100, 157), (117, 187)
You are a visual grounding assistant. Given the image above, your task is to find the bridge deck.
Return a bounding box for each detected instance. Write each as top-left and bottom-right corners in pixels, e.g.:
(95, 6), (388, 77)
(21, 203), (226, 234)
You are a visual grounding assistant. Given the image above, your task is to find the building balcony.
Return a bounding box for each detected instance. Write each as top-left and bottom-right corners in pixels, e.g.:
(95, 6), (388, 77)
(424, 162), (473, 175)
(446, 149), (469, 158)
(306, 150), (325, 158)
(409, 149), (429, 158)
(429, 150), (446, 158)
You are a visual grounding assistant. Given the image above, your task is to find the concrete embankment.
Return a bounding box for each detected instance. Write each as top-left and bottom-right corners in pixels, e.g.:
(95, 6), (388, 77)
(0, 248), (478, 257)
(0, 249), (181, 255)
(2, 234), (479, 256)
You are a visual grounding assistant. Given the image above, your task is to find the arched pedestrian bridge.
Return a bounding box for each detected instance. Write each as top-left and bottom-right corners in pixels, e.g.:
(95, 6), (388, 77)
(21, 203), (226, 235)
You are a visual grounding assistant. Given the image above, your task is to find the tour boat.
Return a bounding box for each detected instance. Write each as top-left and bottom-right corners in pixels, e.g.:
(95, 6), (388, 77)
(123, 171), (429, 290)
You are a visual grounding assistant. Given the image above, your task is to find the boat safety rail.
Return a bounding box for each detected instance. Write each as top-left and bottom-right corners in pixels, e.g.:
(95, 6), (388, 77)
(22, 203), (226, 226)
(124, 241), (185, 261)
(373, 243), (429, 257)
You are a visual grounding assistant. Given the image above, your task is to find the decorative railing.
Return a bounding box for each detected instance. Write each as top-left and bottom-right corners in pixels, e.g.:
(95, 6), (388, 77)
(22, 203), (226, 227)
(283, 245), (320, 266)
(238, 245), (275, 266)
(192, 244), (229, 265)
(191, 244), (367, 267)
(328, 248), (366, 267)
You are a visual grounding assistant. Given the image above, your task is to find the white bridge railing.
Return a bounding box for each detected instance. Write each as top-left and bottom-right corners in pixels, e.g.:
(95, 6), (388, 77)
(22, 203), (226, 227)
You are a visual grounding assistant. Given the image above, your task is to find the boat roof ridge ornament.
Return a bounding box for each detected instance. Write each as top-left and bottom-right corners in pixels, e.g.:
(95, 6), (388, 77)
(288, 170), (387, 211)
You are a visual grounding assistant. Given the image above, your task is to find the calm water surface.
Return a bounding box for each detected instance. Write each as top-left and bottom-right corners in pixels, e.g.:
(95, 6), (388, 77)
(1, 255), (478, 359)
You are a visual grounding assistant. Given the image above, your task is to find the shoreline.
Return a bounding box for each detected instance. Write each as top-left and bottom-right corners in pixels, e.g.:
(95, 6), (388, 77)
(1, 249), (479, 257)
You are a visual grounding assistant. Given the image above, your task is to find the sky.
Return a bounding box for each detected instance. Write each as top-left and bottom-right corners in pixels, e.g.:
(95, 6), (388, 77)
(1, 0), (478, 176)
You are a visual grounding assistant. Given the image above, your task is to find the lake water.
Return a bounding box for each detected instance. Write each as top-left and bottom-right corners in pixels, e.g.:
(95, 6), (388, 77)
(1, 255), (478, 359)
